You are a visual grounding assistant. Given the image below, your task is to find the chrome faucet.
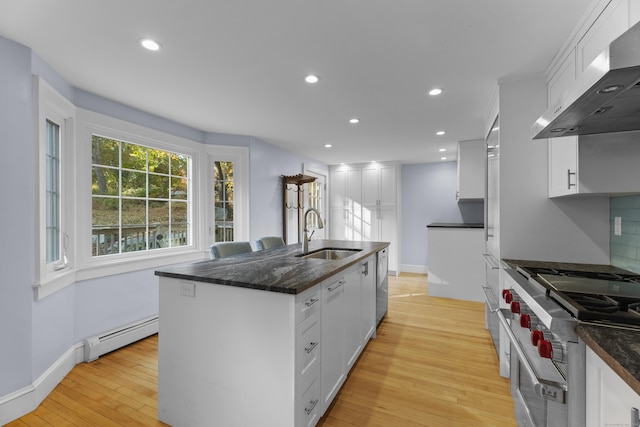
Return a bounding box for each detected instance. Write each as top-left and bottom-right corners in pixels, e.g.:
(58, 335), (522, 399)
(303, 208), (324, 254)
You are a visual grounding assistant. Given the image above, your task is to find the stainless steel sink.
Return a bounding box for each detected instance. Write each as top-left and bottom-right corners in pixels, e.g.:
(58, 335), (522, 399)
(297, 248), (362, 260)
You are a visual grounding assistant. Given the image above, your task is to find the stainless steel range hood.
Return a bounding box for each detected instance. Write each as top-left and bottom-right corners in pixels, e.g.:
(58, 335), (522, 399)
(532, 21), (640, 139)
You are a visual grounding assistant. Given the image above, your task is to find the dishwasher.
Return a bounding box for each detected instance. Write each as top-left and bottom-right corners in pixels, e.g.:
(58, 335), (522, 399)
(376, 247), (389, 326)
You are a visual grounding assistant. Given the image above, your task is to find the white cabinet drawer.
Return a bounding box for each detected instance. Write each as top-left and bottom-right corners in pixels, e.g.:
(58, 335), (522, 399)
(296, 366), (321, 427)
(296, 287), (321, 324)
(296, 311), (321, 380)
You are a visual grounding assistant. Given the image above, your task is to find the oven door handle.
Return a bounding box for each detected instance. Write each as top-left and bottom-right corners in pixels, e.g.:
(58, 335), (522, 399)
(494, 306), (567, 403)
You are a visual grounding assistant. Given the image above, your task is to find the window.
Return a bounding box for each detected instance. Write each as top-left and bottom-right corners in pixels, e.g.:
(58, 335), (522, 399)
(91, 136), (191, 256)
(35, 77), (76, 299)
(46, 120), (61, 264)
(35, 82), (250, 296)
(213, 161), (234, 242)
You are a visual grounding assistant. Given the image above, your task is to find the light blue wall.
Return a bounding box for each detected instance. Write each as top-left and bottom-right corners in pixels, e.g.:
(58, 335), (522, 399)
(0, 34), (327, 401)
(611, 195), (640, 274)
(0, 35), (35, 396)
(401, 161), (484, 268)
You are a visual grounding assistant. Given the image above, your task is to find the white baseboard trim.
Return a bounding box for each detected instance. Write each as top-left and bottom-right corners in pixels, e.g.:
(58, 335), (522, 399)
(400, 264), (428, 274)
(0, 316), (158, 425)
(0, 343), (84, 425)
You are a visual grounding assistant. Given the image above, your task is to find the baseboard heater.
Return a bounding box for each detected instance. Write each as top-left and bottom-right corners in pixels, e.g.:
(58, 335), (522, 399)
(84, 315), (159, 362)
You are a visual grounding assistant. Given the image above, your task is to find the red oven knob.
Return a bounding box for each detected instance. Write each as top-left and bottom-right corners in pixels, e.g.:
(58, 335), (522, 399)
(504, 291), (513, 303)
(520, 314), (531, 329)
(502, 289), (510, 299)
(538, 339), (553, 359)
(510, 301), (521, 314)
(531, 330), (544, 346)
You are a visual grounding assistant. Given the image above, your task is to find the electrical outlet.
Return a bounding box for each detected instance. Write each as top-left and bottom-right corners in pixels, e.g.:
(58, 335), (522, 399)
(615, 217), (622, 236)
(180, 282), (196, 297)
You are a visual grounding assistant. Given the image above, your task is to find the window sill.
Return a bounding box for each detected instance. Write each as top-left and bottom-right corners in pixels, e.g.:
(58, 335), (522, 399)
(76, 248), (208, 282)
(33, 268), (77, 300)
(33, 249), (208, 300)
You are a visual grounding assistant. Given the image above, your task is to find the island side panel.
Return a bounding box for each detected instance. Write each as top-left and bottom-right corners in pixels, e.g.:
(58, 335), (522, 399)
(158, 277), (296, 427)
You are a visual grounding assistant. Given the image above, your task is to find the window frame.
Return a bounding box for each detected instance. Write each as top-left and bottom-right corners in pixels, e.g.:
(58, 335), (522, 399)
(34, 77), (76, 299)
(34, 81), (251, 298)
(75, 109), (206, 280)
(206, 145), (250, 246)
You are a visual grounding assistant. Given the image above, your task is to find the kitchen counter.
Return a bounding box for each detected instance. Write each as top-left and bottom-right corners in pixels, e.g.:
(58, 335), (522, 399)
(577, 324), (640, 396)
(155, 239), (388, 294)
(427, 222), (484, 228)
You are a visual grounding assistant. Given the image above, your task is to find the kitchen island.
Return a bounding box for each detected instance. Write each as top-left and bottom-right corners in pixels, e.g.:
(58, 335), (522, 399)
(155, 239), (389, 427)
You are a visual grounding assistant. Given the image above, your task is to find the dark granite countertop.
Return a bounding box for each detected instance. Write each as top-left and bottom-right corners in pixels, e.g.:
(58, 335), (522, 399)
(155, 239), (389, 295)
(578, 324), (640, 395)
(427, 222), (484, 228)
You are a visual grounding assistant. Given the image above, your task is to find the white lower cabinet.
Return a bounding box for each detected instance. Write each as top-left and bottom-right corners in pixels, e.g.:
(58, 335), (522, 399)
(586, 346), (640, 427)
(320, 274), (346, 412)
(297, 366), (321, 427)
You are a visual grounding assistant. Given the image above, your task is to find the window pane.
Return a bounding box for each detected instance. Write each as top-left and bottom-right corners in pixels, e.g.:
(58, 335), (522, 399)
(149, 174), (170, 199)
(92, 197), (119, 256)
(92, 166), (119, 196)
(171, 201), (189, 247)
(171, 177), (188, 199)
(213, 161), (234, 242)
(122, 142), (147, 171)
(46, 120), (60, 263)
(92, 136), (119, 167)
(149, 147), (169, 174)
(121, 170), (147, 197)
(122, 199), (147, 252)
(171, 154), (188, 177)
(149, 200), (169, 250)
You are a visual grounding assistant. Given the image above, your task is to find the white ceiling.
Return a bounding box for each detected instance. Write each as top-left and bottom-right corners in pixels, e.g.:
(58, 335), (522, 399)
(0, 0), (591, 165)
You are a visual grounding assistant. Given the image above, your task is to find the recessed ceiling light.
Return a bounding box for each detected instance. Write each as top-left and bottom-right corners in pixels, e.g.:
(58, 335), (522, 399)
(436, 130), (446, 136)
(349, 118), (360, 124)
(305, 74), (320, 84)
(440, 157), (447, 160)
(429, 88), (443, 96)
(439, 148), (446, 152)
(324, 144), (332, 148)
(140, 38), (161, 51)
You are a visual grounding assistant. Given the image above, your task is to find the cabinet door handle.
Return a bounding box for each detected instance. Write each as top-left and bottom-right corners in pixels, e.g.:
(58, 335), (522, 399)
(304, 298), (319, 307)
(567, 169), (576, 189)
(631, 407), (639, 427)
(305, 398), (319, 415)
(362, 261), (369, 276)
(305, 341), (319, 354)
(328, 280), (345, 292)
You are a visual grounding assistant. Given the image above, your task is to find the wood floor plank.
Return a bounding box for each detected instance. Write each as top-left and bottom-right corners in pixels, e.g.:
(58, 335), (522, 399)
(11, 273), (516, 426)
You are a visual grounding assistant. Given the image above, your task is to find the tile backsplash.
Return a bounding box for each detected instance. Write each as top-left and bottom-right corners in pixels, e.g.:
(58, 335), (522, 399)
(610, 195), (640, 274)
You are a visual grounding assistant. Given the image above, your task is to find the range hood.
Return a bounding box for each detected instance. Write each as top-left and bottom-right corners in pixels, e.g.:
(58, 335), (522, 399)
(532, 21), (640, 139)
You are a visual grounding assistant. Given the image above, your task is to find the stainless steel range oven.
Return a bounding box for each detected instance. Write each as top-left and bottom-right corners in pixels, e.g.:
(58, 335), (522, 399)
(501, 260), (640, 427)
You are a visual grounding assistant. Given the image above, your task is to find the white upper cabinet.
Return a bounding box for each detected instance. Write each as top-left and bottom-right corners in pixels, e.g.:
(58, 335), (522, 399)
(576, 0), (630, 75)
(456, 140), (485, 200)
(547, 50), (579, 197)
(329, 167), (362, 208)
(362, 163), (397, 207)
(545, 0), (640, 198)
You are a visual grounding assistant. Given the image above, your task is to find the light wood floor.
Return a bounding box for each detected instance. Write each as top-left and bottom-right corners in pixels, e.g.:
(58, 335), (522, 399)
(8, 273), (516, 426)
